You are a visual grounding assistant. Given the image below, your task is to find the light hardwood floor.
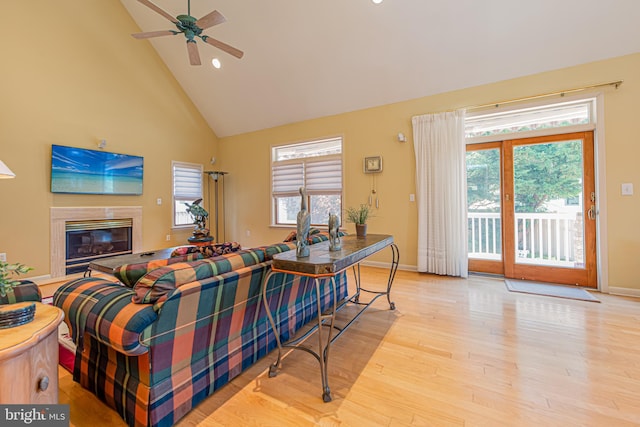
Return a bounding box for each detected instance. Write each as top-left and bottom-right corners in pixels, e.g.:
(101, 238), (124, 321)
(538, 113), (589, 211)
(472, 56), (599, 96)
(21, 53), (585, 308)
(56, 267), (640, 426)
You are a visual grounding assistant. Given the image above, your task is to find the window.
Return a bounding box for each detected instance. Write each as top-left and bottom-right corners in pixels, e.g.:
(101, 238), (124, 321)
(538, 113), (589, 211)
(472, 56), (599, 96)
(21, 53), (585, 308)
(465, 98), (595, 141)
(172, 161), (203, 227)
(272, 137), (342, 226)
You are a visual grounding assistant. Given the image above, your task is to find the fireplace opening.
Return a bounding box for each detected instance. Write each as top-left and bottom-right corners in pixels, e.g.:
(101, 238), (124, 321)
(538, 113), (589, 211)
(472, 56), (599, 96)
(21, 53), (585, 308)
(65, 219), (133, 274)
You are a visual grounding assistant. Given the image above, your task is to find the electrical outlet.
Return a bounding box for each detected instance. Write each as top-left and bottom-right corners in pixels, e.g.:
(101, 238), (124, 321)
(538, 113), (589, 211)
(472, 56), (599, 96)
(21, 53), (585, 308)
(621, 183), (634, 196)
(246, 230), (251, 237)
(166, 234), (171, 241)
(0, 253), (6, 262)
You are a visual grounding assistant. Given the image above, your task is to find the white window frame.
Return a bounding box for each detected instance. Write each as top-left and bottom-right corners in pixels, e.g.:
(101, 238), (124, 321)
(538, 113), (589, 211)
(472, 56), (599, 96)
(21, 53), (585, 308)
(271, 137), (343, 226)
(172, 161), (203, 228)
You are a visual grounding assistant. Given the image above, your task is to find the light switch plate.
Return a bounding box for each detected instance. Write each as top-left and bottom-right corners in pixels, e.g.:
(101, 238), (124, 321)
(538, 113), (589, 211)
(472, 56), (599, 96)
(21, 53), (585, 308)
(621, 183), (634, 196)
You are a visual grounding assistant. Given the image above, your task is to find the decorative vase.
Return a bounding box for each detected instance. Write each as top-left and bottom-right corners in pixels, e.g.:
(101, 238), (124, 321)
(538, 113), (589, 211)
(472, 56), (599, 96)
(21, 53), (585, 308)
(355, 223), (367, 237)
(296, 187), (310, 257)
(0, 302), (36, 329)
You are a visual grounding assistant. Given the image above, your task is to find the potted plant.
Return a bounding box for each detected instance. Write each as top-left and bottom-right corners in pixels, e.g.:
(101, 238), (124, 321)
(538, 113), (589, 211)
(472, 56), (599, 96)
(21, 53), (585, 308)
(0, 261), (33, 298)
(345, 204), (371, 237)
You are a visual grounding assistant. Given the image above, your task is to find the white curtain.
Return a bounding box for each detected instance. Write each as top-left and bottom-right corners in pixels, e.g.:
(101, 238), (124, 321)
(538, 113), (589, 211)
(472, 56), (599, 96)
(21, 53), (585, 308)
(412, 110), (468, 278)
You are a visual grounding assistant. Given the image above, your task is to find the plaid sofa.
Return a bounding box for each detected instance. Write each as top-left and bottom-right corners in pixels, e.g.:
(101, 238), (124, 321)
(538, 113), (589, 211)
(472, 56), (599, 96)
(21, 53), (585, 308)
(53, 234), (348, 427)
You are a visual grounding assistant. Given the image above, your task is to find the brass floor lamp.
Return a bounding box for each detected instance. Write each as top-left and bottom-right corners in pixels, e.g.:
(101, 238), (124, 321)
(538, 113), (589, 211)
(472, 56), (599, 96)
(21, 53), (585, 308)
(204, 171), (227, 242)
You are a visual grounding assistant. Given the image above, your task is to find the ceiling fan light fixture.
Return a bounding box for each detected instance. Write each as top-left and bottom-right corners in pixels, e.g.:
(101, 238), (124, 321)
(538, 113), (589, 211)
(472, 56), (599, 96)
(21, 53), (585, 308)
(132, 0), (244, 65)
(211, 58), (221, 69)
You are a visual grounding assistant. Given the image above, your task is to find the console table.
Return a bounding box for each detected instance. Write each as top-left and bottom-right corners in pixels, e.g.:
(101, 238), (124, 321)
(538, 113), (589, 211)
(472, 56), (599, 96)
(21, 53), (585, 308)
(261, 234), (399, 402)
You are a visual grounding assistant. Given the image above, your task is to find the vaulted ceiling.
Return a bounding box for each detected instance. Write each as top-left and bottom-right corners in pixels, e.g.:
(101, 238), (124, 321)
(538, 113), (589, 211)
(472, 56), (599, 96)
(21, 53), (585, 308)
(120, 0), (640, 137)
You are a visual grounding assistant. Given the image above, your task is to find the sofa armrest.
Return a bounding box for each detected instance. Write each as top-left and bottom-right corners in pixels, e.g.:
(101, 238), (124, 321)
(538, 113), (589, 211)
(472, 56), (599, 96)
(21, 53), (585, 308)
(0, 280), (41, 304)
(53, 277), (158, 356)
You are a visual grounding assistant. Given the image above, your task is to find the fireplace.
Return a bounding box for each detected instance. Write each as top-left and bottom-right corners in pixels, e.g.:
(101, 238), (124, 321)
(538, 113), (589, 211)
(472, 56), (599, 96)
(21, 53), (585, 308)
(50, 207), (142, 278)
(65, 219), (133, 274)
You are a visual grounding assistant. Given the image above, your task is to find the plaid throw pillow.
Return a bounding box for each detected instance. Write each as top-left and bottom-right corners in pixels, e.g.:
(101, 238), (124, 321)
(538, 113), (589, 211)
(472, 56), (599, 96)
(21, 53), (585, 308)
(114, 253), (204, 287)
(132, 249), (263, 304)
(198, 241), (241, 258)
(282, 227), (325, 243)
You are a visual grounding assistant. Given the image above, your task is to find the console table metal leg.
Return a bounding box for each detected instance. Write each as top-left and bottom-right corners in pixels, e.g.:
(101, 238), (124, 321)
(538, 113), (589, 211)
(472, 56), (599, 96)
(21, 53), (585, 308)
(351, 244), (399, 310)
(262, 269), (339, 402)
(387, 243), (400, 310)
(351, 265), (361, 303)
(262, 270), (284, 377)
(316, 276), (337, 402)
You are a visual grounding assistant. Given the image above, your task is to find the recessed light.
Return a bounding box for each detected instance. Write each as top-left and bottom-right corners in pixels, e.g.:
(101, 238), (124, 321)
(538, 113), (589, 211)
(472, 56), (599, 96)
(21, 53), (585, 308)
(372, 0), (383, 4)
(211, 58), (221, 69)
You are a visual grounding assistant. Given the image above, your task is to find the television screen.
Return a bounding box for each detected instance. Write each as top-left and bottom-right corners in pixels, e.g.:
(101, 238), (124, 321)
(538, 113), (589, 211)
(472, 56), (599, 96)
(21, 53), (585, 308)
(51, 144), (143, 195)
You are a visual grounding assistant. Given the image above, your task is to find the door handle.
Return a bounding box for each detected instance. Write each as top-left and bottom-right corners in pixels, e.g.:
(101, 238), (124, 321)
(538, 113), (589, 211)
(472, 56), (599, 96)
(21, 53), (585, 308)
(587, 205), (596, 220)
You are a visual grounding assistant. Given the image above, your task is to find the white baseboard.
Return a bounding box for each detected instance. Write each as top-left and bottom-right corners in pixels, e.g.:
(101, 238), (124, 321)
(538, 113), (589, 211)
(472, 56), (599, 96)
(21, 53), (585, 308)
(28, 273), (85, 286)
(26, 274), (53, 285)
(607, 287), (640, 298)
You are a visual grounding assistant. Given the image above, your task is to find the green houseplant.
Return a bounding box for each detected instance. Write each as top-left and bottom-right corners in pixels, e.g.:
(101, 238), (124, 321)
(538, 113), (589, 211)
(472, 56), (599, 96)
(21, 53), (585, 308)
(345, 204), (371, 237)
(0, 261), (33, 298)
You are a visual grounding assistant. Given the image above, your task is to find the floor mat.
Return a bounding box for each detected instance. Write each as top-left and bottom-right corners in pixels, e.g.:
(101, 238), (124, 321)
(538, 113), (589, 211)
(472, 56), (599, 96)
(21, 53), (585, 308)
(58, 321), (76, 373)
(42, 296), (76, 372)
(505, 279), (600, 302)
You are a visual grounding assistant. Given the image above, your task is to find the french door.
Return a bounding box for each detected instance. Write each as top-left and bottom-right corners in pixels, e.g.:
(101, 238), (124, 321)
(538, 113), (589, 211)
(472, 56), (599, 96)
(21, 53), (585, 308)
(467, 132), (597, 288)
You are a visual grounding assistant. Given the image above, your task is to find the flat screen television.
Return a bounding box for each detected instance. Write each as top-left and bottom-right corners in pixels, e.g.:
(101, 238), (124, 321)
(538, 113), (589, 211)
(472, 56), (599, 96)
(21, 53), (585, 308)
(51, 144), (143, 195)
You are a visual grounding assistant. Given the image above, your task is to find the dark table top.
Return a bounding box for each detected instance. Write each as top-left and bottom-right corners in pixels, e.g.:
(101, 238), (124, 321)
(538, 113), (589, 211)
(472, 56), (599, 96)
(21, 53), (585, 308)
(271, 234), (394, 276)
(88, 248), (177, 274)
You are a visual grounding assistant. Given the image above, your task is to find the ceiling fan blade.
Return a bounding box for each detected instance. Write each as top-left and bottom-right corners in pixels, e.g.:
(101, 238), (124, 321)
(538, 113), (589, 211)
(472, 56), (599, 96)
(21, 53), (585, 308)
(196, 10), (227, 30)
(201, 36), (244, 59)
(187, 41), (202, 66)
(136, 0), (179, 24)
(131, 30), (177, 39)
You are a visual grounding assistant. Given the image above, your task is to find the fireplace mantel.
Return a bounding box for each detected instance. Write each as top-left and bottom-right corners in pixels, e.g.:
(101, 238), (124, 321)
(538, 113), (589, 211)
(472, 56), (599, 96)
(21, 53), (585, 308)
(50, 207), (142, 278)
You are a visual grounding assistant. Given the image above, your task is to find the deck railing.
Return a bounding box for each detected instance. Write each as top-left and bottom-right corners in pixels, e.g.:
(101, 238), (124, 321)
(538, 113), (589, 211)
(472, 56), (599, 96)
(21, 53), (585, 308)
(468, 212), (583, 267)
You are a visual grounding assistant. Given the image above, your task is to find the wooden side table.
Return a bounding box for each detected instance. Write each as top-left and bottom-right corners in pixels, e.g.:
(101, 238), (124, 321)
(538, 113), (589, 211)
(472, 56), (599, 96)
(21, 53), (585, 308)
(0, 302), (64, 404)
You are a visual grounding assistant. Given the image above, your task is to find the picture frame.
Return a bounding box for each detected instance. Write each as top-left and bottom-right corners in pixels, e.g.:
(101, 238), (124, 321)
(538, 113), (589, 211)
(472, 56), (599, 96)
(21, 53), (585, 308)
(364, 156), (382, 173)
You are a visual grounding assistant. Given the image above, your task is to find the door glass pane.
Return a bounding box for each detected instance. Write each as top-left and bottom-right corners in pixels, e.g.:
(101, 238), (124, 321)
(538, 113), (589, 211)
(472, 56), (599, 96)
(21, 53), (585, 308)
(467, 148), (502, 260)
(512, 140), (585, 267)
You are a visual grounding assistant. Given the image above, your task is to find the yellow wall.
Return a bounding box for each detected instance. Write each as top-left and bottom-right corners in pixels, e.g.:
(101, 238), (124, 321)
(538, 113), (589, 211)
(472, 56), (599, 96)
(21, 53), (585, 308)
(2, 2), (638, 294)
(219, 53), (640, 294)
(0, 2), (217, 278)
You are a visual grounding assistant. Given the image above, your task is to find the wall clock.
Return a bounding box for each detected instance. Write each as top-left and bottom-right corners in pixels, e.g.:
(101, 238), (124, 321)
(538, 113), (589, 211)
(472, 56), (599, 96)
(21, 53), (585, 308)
(364, 156), (382, 173)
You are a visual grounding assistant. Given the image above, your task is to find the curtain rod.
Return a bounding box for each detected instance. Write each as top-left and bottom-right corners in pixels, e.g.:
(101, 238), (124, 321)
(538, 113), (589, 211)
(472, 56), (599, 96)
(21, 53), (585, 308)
(465, 80), (623, 111)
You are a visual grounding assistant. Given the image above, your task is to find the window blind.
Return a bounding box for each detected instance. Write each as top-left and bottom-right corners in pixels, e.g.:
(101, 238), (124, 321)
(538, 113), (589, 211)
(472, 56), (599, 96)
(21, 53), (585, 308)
(272, 156), (342, 196)
(173, 163), (202, 199)
(272, 163), (304, 195)
(305, 158), (342, 193)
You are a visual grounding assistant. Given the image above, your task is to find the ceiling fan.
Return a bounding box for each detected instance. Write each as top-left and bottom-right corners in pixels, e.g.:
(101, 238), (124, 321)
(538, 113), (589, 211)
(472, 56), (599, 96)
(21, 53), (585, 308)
(131, 0), (244, 66)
